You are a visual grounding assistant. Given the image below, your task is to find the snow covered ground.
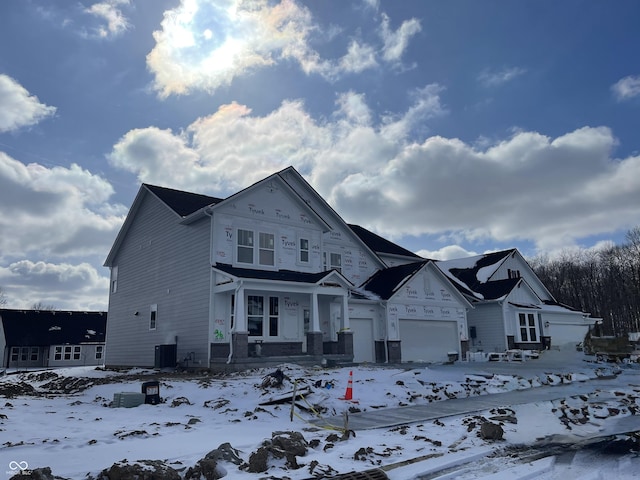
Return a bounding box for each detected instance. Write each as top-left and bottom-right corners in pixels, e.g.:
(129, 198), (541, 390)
(1, 348), (640, 479)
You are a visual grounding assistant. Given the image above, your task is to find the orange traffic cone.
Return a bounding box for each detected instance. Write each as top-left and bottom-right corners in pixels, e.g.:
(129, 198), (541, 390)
(340, 370), (355, 401)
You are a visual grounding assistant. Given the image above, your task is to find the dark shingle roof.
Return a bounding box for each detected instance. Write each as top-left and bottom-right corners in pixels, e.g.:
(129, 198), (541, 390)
(362, 261), (428, 299)
(473, 278), (521, 301)
(145, 184), (223, 217)
(0, 309), (107, 346)
(349, 224), (421, 259)
(214, 264), (345, 284)
(441, 249), (516, 291)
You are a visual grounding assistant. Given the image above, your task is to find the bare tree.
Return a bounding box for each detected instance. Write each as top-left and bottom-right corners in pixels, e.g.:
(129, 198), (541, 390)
(31, 301), (57, 311)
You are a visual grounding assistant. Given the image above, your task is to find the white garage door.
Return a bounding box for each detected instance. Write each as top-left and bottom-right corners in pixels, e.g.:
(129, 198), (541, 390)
(548, 323), (589, 347)
(400, 319), (458, 363)
(351, 318), (375, 363)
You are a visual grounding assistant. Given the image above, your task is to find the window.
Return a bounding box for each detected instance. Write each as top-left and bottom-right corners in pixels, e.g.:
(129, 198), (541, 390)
(30, 347), (39, 362)
(237, 229), (254, 264)
(10, 347), (19, 362)
(54, 346), (62, 361)
(95, 345), (104, 360)
(508, 269), (521, 279)
(247, 295), (279, 337)
(330, 253), (342, 273)
(73, 346), (81, 360)
(269, 296), (279, 337)
(20, 347), (28, 362)
(111, 265), (118, 293)
(150, 304), (158, 330)
(248, 296), (264, 336)
(299, 238), (310, 263)
(259, 232), (275, 266)
(64, 346), (72, 360)
(519, 313), (538, 342)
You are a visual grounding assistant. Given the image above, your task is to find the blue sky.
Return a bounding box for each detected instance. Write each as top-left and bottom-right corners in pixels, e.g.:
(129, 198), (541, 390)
(1, 0), (639, 310)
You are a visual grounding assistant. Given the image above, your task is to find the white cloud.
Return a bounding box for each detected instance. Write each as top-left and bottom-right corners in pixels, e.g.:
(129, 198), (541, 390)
(84, 0), (131, 38)
(339, 40), (378, 73)
(147, 0), (323, 97)
(611, 75), (640, 101)
(416, 245), (479, 261)
(108, 88), (640, 253)
(478, 66), (526, 87)
(0, 261), (108, 310)
(0, 74), (56, 133)
(146, 0), (422, 96)
(0, 152), (124, 260)
(379, 13), (421, 63)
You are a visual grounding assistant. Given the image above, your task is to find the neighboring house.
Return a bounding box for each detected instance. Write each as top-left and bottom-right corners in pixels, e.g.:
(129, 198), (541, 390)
(436, 249), (596, 352)
(104, 166), (472, 370)
(0, 309), (107, 369)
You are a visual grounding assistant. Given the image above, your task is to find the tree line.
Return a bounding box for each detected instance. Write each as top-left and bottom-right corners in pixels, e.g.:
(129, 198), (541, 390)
(530, 227), (640, 336)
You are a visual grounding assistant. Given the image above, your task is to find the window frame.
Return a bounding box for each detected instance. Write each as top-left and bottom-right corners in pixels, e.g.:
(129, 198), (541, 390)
(298, 237), (310, 264)
(247, 295), (280, 338)
(235, 228), (277, 268)
(150, 304), (158, 331)
(518, 312), (539, 342)
(111, 265), (118, 293)
(95, 345), (104, 360)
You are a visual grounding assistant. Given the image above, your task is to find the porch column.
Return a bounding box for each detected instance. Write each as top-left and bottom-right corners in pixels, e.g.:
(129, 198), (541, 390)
(341, 293), (350, 330)
(232, 284), (248, 360)
(306, 291), (323, 356)
(311, 292), (320, 331)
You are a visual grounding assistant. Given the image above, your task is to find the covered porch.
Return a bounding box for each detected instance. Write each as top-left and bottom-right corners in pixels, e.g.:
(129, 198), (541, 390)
(209, 265), (354, 370)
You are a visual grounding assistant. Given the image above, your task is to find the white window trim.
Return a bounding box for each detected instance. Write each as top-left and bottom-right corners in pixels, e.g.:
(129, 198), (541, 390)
(234, 228), (277, 269)
(247, 295), (280, 339)
(517, 312), (539, 343)
(298, 237), (310, 265)
(150, 304), (158, 331)
(111, 265), (118, 293)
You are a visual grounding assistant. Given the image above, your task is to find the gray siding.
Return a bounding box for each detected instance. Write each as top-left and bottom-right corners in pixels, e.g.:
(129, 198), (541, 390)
(467, 303), (507, 352)
(105, 193), (212, 367)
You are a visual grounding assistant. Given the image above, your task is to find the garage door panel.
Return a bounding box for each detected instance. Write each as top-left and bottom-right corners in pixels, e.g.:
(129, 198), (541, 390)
(400, 319), (458, 363)
(351, 318), (375, 363)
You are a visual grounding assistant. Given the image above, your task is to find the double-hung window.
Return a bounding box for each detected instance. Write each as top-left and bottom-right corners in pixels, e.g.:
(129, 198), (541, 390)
(237, 229), (254, 264)
(259, 233), (275, 266)
(236, 229), (275, 267)
(247, 295), (279, 337)
(299, 238), (310, 263)
(518, 313), (538, 342)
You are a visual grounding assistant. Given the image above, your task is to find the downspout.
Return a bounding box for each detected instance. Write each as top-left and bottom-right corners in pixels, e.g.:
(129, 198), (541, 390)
(227, 279), (243, 364)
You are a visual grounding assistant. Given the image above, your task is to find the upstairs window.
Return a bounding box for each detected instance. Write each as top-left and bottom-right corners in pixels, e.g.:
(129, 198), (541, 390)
(111, 265), (118, 293)
(299, 238), (310, 263)
(508, 268), (521, 279)
(330, 252), (342, 273)
(518, 313), (538, 342)
(237, 229), (254, 264)
(259, 232), (275, 266)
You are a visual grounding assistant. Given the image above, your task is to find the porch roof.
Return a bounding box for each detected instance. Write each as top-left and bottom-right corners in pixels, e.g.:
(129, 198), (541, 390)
(0, 309), (107, 346)
(213, 264), (351, 286)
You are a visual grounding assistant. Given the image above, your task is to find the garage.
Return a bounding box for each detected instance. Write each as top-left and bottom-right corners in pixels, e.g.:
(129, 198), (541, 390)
(351, 318), (375, 363)
(547, 322), (590, 347)
(400, 319), (459, 363)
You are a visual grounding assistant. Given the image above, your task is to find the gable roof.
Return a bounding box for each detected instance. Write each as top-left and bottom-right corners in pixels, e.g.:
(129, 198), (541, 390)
(0, 309), (107, 346)
(437, 249), (517, 292)
(361, 261), (427, 300)
(349, 224), (421, 260)
(213, 264), (352, 286)
(145, 184), (223, 217)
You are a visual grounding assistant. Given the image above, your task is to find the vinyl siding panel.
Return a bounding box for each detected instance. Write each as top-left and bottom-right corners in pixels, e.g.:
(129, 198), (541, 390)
(105, 192), (211, 367)
(467, 303), (506, 352)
